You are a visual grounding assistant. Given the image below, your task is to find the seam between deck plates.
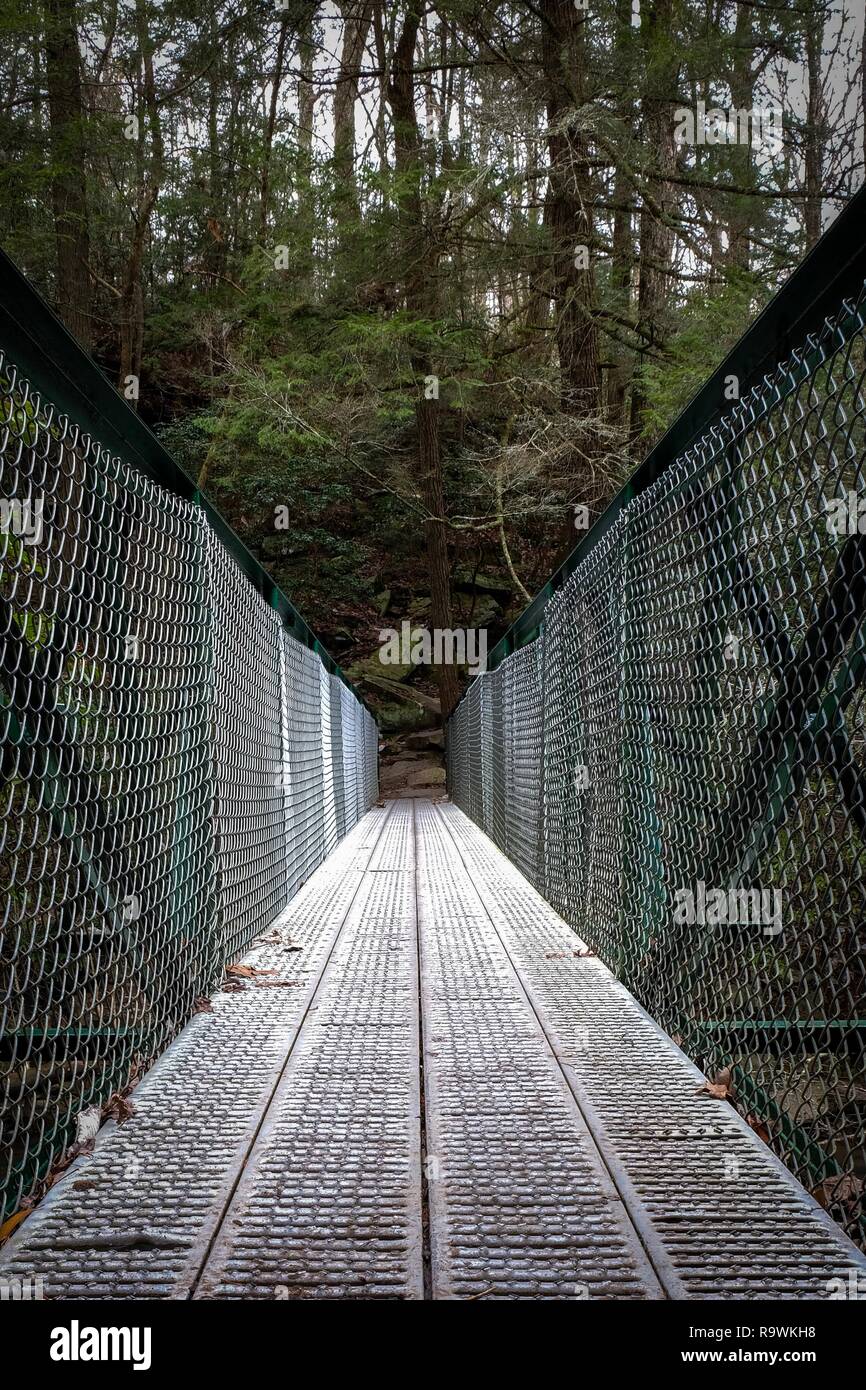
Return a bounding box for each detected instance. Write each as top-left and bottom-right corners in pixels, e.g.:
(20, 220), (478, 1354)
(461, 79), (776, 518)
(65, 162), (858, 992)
(417, 799), (666, 1300)
(411, 800), (434, 1301)
(184, 800), (397, 1297)
(432, 800), (681, 1299)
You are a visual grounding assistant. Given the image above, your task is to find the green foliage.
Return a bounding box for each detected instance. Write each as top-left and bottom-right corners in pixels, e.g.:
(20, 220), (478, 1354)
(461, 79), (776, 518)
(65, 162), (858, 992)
(638, 272), (772, 435)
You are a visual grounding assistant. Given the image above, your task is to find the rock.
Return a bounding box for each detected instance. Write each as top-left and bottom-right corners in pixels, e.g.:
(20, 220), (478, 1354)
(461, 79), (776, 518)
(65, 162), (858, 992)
(345, 652), (415, 684)
(379, 758), (424, 785)
(376, 703), (431, 734)
(386, 785), (447, 800)
(453, 568), (513, 598)
(453, 593), (501, 629)
(406, 765), (446, 787)
(403, 728), (445, 751)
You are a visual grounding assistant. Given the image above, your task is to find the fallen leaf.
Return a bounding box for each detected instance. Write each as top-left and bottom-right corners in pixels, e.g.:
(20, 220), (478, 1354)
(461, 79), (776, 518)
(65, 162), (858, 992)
(574, 948), (596, 958)
(696, 1081), (729, 1100)
(193, 996), (214, 1013)
(812, 1173), (864, 1211)
(545, 952), (569, 959)
(103, 1095), (135, 1125)
(696, 1069), (733, 1101)
(0, 1209), (29, 1245)
(745, 1112), (770, 1143)
(226, 963), (278, 980)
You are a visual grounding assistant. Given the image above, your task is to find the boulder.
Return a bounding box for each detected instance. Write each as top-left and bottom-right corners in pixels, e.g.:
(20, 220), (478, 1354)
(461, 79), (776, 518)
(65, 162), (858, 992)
(406, 765), (446, 787)
(403, 728), (445, 751)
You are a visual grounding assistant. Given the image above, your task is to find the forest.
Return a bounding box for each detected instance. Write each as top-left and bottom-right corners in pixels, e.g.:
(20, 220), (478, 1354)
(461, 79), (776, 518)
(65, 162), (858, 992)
(2, 0), (864, 771)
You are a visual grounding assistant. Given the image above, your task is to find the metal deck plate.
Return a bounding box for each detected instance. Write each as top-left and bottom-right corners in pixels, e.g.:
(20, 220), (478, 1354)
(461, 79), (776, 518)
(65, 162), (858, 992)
(415, 800), (663, 1300)
(0, 811), (390, 1300)
(193, 802), (423, 1299)
(438, 801), (866, 1299)
(2, 800), (862, 1301)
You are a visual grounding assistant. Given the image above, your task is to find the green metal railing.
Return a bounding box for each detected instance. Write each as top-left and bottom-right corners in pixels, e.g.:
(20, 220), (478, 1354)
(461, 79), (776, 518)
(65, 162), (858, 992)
(0, 252), (378, 1227)
(448, 187), (866, 1250)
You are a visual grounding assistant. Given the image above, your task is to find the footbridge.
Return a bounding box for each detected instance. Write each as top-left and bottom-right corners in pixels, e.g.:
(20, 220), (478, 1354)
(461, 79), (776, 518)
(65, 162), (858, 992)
(1, 189), (865, 1300)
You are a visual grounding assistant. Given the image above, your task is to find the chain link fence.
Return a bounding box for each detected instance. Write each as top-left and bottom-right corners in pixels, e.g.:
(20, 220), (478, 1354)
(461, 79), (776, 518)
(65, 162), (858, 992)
(448, 272), (866, 1250)
(0, 345), (378, 1226)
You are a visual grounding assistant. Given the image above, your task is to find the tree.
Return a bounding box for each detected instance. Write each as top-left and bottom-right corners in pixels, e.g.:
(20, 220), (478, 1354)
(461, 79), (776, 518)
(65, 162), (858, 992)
(387, 2), (459, 717)
(43, 0), (91, 346)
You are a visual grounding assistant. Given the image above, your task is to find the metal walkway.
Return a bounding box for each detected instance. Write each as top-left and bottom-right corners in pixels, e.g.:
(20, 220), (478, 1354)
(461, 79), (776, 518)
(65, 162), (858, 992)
(2, 801), (864, 1301)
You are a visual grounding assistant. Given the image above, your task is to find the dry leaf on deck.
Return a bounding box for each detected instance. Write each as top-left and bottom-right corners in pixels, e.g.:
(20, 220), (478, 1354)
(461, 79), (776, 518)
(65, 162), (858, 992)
(696, 1067), (733, 1101)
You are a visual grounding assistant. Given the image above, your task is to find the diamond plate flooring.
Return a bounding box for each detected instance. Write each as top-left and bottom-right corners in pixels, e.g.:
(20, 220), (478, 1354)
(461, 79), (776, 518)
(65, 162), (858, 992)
(2, 802), (864, 1300)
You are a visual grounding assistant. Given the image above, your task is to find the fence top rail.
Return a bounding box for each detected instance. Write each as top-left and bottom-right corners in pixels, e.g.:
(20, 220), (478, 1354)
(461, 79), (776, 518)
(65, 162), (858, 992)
(0, 244), (373, 714)
(480, 181), (866, 682)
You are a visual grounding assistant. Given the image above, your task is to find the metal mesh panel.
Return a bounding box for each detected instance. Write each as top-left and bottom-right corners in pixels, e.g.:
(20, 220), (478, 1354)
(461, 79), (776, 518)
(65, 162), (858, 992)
(319, 665), (338, 858)
(503, 641), (544, 890)
(0, 352), (213, 1220)
(339, 683), (358, 830)
(363, 709), (379, 809)
(446, 694), (468, 811)
(353, 698), (366, 825)
(544, 521), (625, 948)
(0, 347), (377, 1225)
(479, 676), (492, 836)
(281, 632), (325, 898)
(210, 531), (285, 963)
(467, 681), (484, 827)
(447, 283), (866, 1249)
(329, 672), (347, 838)
(486, 668), (507, 849)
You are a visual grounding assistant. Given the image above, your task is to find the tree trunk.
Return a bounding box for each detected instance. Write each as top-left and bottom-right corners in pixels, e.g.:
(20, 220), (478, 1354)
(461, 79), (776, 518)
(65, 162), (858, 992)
(296, 7), (317, 290)
(259, 15), (290, 243)
(540, 0), (600, 417)
(862, 6), (866, 169)
(728, 1), (755, 272)
(630, 0), (676, 441)
(43, 0), (91, 347)
(333, 1), (373, 250)
(388, 5), (459, 719)
(119, 0), (164, 404)
(205, 2), (224, 280)
(804, 1), (824, 247)
(609, 0), (636, 428)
